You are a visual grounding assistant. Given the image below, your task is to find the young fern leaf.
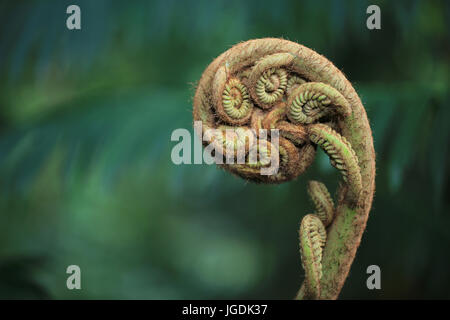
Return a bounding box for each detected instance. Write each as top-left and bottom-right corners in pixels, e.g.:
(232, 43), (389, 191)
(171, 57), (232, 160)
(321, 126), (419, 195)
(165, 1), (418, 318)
(299, 214), (327, 299)
(219, 78), (254, 124)
(308, 124), (363, 201)
(193, 38), (376, 299)
(299, 181), (334, 299)
(287, 82), (352, 124)
(307, 180), (334, 227)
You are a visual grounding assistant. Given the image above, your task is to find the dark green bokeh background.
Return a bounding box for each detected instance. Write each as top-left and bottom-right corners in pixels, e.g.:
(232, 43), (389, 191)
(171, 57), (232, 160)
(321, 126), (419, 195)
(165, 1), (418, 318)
(0, 0), (448, 299)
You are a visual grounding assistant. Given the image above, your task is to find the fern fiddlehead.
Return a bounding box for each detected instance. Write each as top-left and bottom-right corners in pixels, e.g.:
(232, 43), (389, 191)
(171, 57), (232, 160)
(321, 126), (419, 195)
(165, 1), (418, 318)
(307, 180), (334, 227)
(299, 214), (327, 299)
(192, 38), (376, 299)
(220, 78), (254, 124)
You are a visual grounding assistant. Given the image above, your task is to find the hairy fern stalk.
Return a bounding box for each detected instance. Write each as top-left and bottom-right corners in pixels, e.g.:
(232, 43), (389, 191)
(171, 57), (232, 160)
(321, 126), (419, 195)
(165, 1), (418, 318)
(192, 38), (375, 300)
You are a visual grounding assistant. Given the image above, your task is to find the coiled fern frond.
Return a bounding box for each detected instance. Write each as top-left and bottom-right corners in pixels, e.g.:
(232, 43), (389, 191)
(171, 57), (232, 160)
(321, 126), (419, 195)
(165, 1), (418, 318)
(193, 38), (376, 300)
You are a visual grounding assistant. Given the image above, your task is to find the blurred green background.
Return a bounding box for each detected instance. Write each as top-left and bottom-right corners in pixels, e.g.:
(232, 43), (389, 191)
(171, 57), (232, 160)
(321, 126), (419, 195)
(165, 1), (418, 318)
(0, 0), (449, 299)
